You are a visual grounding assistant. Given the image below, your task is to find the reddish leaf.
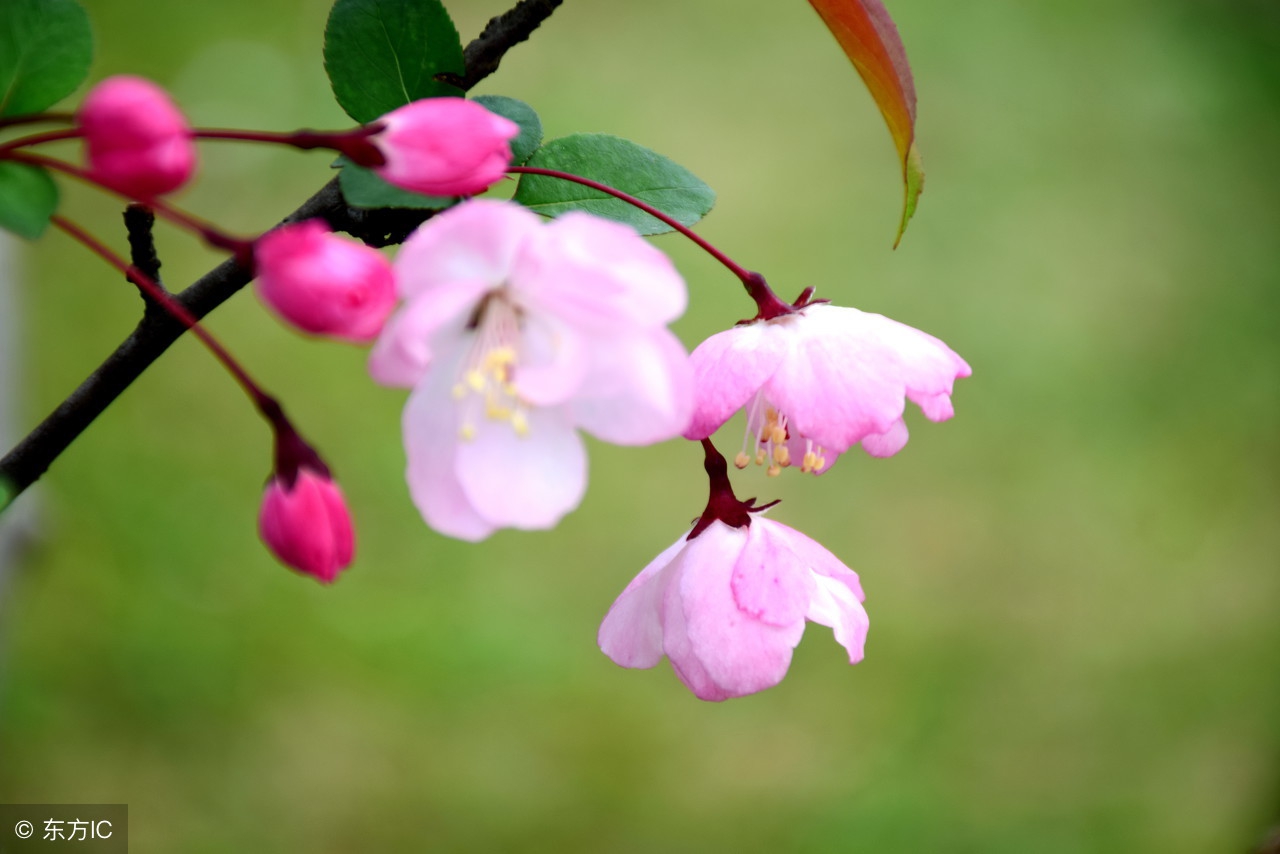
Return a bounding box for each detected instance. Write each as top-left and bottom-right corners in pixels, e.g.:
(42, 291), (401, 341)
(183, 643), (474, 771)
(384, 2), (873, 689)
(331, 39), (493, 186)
(807, 0), (923, 246)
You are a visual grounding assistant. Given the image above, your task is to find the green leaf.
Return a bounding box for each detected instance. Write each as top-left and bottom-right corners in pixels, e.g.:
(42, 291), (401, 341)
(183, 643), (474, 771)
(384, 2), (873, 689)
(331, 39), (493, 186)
(323, 0), (464, 124)
(334, 157), (454, 210)
(0, 161), (59, 239)
(0, 0), (93, 118)
(472, 95), (542, 166)
(0, 477), (14, 516)
(513, 134), (716, 236)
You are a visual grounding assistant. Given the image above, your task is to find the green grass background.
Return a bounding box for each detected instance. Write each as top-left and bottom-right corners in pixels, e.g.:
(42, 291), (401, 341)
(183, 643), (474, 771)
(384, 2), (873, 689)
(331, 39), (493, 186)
(2, 0), (1278, 850)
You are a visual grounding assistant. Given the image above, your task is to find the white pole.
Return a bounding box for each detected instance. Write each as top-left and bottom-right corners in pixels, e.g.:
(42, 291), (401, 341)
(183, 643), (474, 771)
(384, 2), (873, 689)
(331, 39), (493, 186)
(0, 233), (38, 605)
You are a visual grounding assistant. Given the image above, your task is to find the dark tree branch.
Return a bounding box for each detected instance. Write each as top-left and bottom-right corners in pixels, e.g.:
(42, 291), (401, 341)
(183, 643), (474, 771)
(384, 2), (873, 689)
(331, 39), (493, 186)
(439, 0), (563, 90)
(0, 0), (566, 508)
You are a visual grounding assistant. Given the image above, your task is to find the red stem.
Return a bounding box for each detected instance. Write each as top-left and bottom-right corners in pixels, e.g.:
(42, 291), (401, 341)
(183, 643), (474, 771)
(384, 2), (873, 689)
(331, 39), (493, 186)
(0, 112), (75, 131)
(194, 126), (386, 168)
(0, 127), (83, 156)
(4, 150), (254, 262)
(50, 215), (276, 417)
(508, 165), (755, 282)
(507, 165), (796, 320)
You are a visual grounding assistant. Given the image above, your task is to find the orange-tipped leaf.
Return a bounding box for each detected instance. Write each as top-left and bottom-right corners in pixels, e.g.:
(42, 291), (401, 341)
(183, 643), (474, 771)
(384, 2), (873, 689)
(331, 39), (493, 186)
(807, 0), (923, 246)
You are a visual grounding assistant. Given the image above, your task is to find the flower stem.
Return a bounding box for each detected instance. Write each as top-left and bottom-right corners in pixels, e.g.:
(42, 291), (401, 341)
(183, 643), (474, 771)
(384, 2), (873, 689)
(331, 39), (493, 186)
(0, 112), (74, 131)
(689, 438), (780, 540)
(507, 165), (797, 319)
(193, 126), (386, 168)
(50, 214), (277, 419)
(0, 127), (83, 156)
(5, 150), (255, 264)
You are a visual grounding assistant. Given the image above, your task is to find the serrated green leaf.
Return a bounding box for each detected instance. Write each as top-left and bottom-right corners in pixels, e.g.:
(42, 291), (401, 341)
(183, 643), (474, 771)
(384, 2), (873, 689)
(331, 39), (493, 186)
(472, 95), (542, 166)
(513, 134), (715, 236)
(334, 156), (454, 210)
(0, 0), (93, 118)
(0, 161), (59, 239)
(323, 0), (464, 124)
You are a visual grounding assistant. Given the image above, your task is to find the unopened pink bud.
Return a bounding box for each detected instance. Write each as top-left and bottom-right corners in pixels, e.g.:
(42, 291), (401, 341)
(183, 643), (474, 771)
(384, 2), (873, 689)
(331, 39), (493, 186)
(254, 220), (397, 343)
(77, 75), (195, 198)
(372, 98), (519, 197)
(259, 468), (355, 583)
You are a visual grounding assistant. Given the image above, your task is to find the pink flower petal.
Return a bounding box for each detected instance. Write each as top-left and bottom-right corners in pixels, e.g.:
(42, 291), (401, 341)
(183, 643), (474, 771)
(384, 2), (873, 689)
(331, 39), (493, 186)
(762, 518), (865, 602)
(402, 359), (497, 542)
(454, 405), (587, 531)
(571, 328), (693, 446)
(684, 321), (790, 440)
(766, 309), (905, 452)
(806, 573), (870, 664)
(368, 279), (489, 387)
(676, 522), (805, 699)
(730, 521), (815, 627)
(860, 418), (909, 458)
(513, 212), (686, 331)
(395, 199), (541, 300)
(512, 310), (590, 407)
(598, 533), (688, 669)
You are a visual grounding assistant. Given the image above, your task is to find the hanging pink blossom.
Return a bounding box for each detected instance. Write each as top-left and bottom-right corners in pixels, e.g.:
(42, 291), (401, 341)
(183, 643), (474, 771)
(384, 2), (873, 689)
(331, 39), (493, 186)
(253, 220), (397, 343)
(371, 98), (520, 197)
(685, 303), (970, 475)
(259, 467), (355, 583)
(599, 517), (869, 701)
(370, 199), (693, 540)
(77, 75), (196, 198)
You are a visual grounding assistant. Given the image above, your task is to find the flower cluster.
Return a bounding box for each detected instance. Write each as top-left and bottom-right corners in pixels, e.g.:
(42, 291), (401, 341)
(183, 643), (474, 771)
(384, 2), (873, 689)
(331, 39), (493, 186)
(8, 63), (970, 701)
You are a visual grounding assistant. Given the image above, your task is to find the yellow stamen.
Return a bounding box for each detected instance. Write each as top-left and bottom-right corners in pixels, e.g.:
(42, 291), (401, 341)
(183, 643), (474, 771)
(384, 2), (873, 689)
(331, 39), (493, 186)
(773, 445), (790, 466)
(734, 452), (750, 469)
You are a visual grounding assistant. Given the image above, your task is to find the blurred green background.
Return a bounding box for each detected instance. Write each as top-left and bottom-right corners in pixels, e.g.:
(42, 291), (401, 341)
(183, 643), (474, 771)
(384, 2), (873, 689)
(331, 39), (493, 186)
(2, 0), (1278, 850)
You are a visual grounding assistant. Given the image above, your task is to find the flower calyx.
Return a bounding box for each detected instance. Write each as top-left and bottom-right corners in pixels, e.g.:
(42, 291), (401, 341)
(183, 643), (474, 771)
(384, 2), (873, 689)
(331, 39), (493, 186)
(688, 438), (779, 540)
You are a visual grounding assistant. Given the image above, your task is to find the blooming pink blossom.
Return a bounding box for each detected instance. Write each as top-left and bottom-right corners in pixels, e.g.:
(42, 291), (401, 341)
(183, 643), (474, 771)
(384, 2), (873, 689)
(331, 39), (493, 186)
(259, 467), (355, 583)
(370, 199), (693, 541)
(371, 98), (519, 197)
(77, 75), (195, 198)
(685, 303), (971, 475)
(254, 220), (397, 343)
(599, 517), (869, 701)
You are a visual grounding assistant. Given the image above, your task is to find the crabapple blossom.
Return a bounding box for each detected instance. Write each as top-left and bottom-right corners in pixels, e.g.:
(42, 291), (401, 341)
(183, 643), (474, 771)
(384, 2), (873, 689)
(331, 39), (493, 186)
(253, 220), (397, 343)
(598, 443), (868, 701)
(259, 467), (355, 584)
(369, 199), (693, 541)
(370, 98), (520, 197)
(685, 302), (971, 475)
(77, 75), (195, 198)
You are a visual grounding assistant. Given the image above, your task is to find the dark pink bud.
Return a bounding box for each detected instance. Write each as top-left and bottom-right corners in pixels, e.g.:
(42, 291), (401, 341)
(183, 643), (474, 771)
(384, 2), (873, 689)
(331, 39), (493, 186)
(258, 468), (355, 583)
(372, 98), (519, 197)
(77, 75), (195, 198)
(254, 220), (397, 343)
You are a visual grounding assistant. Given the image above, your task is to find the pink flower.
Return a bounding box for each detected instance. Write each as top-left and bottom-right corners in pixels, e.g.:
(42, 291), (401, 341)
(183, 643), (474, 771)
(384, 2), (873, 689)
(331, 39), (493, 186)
(254, 220), (397, 343)
(371, 98), (519, 197)
(598, 517), (869, 701)
(685, 303), (971, 475)
(370, 199), (693, 541)
(259, 467), (355, 583)
(77, 75), (195, 198)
